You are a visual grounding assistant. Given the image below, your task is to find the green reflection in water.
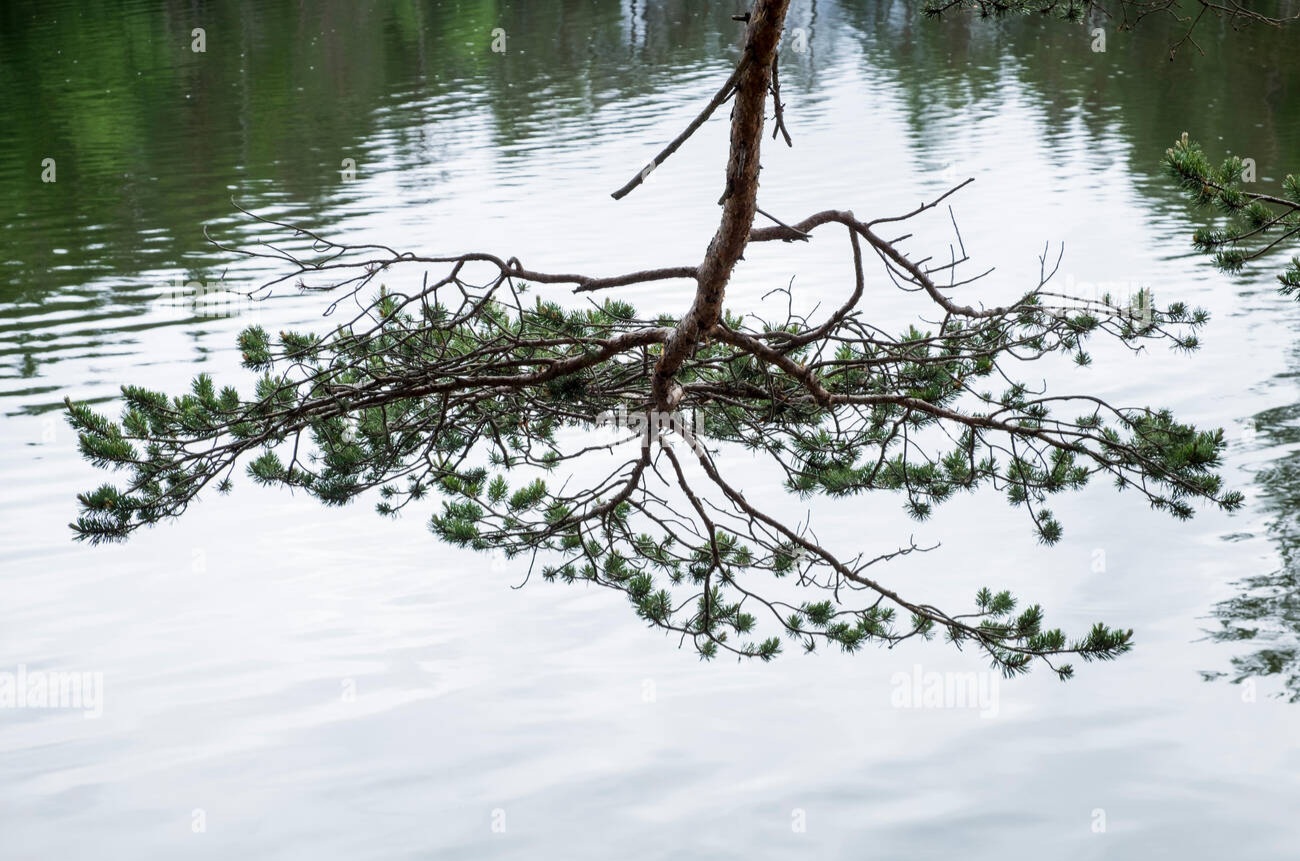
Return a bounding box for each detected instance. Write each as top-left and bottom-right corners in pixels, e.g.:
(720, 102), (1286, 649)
(3, 1), (1298, 301)
(1205, 387), (1300, 701)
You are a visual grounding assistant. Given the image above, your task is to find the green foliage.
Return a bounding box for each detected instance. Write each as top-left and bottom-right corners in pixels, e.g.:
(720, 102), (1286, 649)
(1165, 133), (1300, 292)
(65, 220), (1241, 677)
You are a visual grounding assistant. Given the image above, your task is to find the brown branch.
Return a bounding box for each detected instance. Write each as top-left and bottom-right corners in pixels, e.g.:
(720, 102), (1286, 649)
(652, 0), (793, 410)
(610, 54), (753, 201)
(769, 54), (793, 147)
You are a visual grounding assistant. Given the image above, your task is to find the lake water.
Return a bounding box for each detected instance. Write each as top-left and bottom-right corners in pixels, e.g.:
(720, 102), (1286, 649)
(2, 0), (1300, 856)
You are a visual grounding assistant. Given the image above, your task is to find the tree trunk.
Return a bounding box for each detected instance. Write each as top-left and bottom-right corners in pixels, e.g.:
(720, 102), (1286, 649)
(651, 0), (791, 409)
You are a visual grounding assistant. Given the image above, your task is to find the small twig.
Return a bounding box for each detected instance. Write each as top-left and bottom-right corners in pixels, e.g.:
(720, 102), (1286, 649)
(756, 206), (811, 240)
(769, 55), (793, 147)
(610, 55), (753, 200)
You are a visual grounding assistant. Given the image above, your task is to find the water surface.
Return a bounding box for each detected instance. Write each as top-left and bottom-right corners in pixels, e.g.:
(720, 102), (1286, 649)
(2, 1), (1300, 856)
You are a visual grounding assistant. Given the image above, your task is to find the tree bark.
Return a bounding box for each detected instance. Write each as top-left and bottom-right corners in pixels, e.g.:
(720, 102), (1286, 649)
(651, 0), (791, 409)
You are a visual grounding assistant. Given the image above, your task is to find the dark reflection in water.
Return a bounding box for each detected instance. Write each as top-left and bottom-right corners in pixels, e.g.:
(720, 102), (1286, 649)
(837, 0), (1300, 207)
(1204, 385), (1300, 701)
(3, 0), (1298, 304)
(0, 0), (757, 304)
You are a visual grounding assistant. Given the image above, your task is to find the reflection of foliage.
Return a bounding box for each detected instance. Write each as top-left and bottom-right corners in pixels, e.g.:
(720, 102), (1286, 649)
(1204, 402), (1300, 701)
(5, 0), (1300, 309)
(853, 1), (1300, 208)
(0, 0), (751, 302)
(923, 0), (1300, 35)
(924, 2), (1300, 289)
